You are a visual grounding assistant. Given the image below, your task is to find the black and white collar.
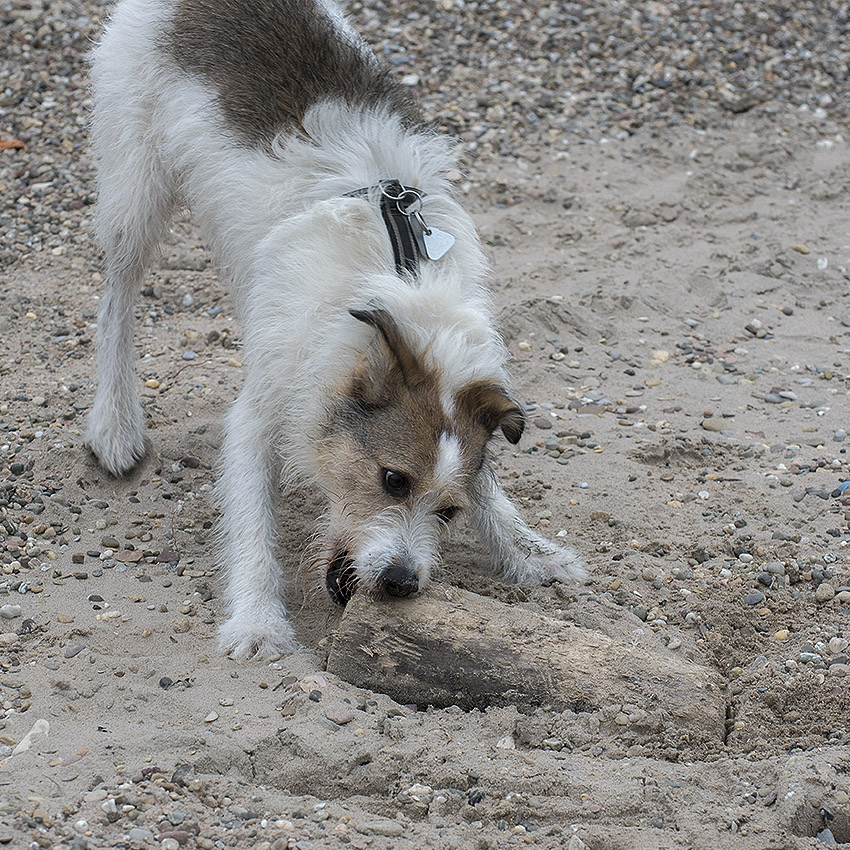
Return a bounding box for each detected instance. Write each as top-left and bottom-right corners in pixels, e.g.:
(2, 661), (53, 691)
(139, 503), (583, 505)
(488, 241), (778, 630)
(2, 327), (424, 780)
(346, 179), (454, 277)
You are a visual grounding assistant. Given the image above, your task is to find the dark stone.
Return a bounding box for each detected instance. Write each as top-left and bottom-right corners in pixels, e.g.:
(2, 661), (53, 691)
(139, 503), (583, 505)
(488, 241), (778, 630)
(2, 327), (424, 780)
(171, 763), (193, 785)
(467, 789), (485, 806)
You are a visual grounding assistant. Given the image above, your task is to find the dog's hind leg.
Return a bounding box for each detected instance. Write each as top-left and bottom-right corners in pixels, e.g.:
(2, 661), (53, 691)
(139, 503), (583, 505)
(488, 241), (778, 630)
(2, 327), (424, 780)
(217, 388), (297, 660)
(469, 466), (586, 586)
(86, 139), (173, 475)
(85, 94), (176, 476)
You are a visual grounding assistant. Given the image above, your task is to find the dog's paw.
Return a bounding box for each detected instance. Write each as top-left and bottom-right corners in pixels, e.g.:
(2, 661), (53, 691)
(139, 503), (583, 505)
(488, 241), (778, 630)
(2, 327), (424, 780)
(218, 613), (298, 661)
(86, 398), (146, 476)
(501, 536), (587, 586)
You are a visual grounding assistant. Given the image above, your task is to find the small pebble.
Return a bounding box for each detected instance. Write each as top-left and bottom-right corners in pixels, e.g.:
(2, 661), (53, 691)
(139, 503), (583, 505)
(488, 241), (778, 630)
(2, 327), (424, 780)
(829, 637), (849, 654)
(815, 583), (836, 603)
(129, 828), (155, 842)
(354, 820), (404, 837)
(324, 703), (356, 725)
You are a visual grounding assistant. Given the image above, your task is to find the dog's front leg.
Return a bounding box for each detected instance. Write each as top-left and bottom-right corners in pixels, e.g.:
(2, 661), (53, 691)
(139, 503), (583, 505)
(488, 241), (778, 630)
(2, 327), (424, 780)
(217, 389), (296, 660)
(470, 465), (586, 586)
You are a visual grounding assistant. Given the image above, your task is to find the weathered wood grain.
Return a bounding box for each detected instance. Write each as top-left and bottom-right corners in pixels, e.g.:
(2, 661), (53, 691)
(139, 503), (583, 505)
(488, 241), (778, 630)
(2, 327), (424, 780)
(327, 584), (727, 743)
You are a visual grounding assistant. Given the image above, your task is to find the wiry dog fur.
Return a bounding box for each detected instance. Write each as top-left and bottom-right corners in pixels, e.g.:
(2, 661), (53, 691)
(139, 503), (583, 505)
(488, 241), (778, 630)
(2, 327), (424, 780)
(87, 0), (585, 660)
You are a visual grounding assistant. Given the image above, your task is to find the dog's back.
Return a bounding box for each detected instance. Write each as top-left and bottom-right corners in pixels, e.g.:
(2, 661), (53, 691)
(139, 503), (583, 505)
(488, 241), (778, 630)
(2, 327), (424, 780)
(164, 0), (420, 146)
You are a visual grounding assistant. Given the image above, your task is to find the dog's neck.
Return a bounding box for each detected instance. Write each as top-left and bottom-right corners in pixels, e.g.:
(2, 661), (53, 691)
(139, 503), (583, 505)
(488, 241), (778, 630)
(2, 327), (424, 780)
(346, 180), (455, 278)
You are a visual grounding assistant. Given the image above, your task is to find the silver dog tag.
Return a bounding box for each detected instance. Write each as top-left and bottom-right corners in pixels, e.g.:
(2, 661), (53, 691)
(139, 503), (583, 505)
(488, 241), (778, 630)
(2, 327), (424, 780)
(422, 226), (455, 261)
(403, 196), (455, 263)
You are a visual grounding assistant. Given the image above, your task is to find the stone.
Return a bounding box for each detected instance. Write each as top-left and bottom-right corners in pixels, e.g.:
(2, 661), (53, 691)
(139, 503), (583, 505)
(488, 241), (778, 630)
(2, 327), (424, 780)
(815, 583), (836, 603)
(829, 637), (849, 654)
(354, 819), (404, 837)
(816, 827), (837, 845)
(324, 703), (356, 725)
(128, 828), (154, 842)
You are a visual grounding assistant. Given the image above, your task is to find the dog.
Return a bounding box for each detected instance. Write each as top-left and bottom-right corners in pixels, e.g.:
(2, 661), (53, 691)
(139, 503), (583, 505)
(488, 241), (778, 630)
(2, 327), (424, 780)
(86, 0), (585, 660)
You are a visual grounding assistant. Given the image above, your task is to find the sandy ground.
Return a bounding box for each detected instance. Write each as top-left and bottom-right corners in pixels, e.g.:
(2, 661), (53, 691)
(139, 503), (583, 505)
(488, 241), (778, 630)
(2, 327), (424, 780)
(3, 4), (850, 850)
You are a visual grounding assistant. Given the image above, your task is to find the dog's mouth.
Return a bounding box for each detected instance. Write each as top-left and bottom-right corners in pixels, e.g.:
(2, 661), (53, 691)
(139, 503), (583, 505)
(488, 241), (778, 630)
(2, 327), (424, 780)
(326, 553), (359, 606)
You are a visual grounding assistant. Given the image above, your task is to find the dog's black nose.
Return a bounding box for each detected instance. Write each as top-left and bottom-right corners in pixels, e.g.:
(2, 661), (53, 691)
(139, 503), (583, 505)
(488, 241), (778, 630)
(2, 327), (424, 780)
(380, 563), (419, 598)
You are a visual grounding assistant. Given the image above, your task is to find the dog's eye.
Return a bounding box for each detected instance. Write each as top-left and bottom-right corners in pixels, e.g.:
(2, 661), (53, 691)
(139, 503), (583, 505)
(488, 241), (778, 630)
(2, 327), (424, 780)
(436, 506), (459, 524)
(382, 468), (411, 498)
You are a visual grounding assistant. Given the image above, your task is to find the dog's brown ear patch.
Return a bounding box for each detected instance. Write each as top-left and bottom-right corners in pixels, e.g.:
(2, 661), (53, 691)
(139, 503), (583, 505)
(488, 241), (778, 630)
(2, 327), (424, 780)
(350, 308), (427, 390)
(456, 381), (525, 444)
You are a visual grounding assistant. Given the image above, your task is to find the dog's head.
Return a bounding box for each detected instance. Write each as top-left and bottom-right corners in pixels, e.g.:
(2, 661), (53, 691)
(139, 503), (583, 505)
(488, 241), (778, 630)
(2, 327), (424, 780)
(315, 306), (523, 605)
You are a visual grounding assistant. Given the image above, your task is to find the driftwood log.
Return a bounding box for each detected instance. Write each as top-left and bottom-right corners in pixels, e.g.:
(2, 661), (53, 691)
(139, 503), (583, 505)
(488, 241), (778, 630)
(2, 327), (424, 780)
(327, 584), (727, 743)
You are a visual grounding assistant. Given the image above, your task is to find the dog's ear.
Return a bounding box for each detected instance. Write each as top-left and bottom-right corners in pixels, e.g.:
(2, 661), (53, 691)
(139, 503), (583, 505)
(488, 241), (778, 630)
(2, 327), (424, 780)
(456, 381), (525, 444)
(350, 308), (426, 392)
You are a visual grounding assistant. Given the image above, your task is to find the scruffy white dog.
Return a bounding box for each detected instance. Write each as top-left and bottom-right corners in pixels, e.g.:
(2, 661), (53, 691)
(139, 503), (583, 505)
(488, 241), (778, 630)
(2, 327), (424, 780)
(86, 0), (585, 659)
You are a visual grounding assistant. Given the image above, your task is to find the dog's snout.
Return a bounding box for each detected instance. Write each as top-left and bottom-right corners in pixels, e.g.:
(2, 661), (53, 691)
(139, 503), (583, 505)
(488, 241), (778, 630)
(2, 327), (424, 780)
(380, 562), (419, 598)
